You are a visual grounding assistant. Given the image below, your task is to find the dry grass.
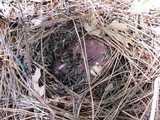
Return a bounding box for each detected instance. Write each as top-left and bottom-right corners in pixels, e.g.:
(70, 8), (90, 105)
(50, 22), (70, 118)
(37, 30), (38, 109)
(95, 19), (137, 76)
(0, 0), (160, 120)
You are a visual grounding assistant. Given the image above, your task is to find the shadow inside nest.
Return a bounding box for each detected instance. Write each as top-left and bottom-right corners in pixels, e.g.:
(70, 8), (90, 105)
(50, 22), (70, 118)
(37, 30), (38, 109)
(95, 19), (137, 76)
(31, 21), (109, 94)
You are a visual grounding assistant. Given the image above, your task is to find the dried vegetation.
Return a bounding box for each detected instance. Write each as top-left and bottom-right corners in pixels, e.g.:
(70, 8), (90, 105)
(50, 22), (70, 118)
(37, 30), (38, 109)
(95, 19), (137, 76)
(0, 0), (160, 120)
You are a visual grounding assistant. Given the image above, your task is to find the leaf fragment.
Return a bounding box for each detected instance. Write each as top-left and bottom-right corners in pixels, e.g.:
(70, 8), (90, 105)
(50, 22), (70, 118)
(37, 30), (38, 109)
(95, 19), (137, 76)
(109, 20), (130, 32)
(128, 0), (160, 13)
(32, 67), (41, 83)
(83, 21), (103, 38)
(32, 67), (45, 97)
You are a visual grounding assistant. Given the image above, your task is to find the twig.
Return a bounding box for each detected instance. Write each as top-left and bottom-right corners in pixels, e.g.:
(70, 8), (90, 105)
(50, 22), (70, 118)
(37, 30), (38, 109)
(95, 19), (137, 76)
(0, 33), (29, 85)
(149, 77), (160, 120)
(73, 20), (94, 119)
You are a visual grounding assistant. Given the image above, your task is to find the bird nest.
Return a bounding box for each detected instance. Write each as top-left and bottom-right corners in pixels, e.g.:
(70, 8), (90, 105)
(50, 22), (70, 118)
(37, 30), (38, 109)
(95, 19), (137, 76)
(0, 0), (160, 120)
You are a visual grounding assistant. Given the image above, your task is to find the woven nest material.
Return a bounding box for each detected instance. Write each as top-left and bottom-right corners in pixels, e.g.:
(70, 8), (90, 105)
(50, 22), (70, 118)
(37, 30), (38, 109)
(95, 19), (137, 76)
(0, 0), (160, 120)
